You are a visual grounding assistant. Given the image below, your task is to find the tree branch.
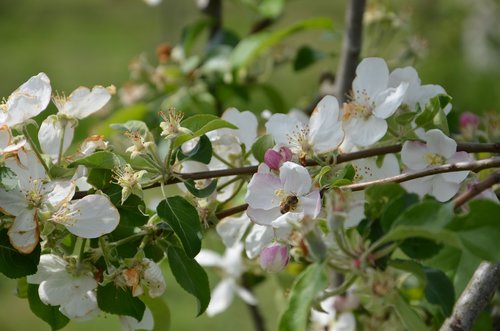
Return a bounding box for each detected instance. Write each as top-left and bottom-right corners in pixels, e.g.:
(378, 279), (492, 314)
(201, 0), (223, 44)
(440, 262), (500, 331)
(333, 0), (367, 103)
(340, 157), (500, 192)
(453, 171), (500, 209)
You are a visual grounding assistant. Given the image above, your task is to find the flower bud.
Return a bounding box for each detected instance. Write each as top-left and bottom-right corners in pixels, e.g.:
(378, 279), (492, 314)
(259, 243), (289, 272)
(264, 147), (293, 170)
(459, 112), (480, 128)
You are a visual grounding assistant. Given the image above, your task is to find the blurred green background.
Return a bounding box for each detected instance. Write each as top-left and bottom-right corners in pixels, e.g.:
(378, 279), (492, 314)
(0, 0), (499, 330)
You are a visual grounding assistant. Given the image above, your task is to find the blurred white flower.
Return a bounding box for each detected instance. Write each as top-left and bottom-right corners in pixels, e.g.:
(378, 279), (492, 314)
(119, 307), (154, 331)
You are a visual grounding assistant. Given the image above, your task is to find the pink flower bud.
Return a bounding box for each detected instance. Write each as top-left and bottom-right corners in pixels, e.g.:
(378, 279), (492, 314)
(264, 147), (293, 170)
(459, 112), (480, 128)
(259, 243), (289, 272)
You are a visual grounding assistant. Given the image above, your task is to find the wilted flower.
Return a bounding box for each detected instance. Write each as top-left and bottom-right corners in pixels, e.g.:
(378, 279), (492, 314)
(113, 164), (147, 204)
(159, 108), (190, 140)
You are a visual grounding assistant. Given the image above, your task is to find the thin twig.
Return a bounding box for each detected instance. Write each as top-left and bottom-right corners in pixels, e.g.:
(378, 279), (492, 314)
(201, 0), (222, 44)
(242, 277), (267, 331)
(215, 204), (248, 219)
(453, 171), (500, 209)
(333, 0), (367, 103)
(440, 262), (500, 331)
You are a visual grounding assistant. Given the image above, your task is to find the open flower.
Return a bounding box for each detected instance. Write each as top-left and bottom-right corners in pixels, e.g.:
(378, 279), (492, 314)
(245, 162), (321, 229)
(401, 129), (470, 201)
(195, 243), (256, 316)
(266, 95), (344, 157)
(113, 164), (147, 204)
(342, 58), (408, 147)
(120, 258), (166, 298)
(0, 125), (26, 154)
(310, 296), (357, 331)
(0, 73), (52, 127)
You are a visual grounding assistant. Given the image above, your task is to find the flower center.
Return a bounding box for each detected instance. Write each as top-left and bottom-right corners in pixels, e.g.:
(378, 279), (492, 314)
(50, 204), (79, 226)
(287, 124), (311, 156)
(424, 153), (445, 166)
(25, 179), (44, 208)
(342, 102), (372, 121)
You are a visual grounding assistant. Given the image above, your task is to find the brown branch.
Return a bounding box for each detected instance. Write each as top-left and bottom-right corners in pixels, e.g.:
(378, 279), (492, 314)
(340, 157), (500, 192)
(202, 0), (222, 44)
(440, 262), (500, 331)
(242, 278), (267, 331)
(453, 171), (500, 209)
(215, 203), (248, 219)
(333, 0), (367, 104)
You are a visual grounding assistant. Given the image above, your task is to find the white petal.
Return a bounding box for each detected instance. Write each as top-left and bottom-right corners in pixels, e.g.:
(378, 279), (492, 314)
(39, 273), (96, 306)
(0, 188), (28, 215)
(373, 83), (408, 119)
(442, 152), (470, 183)
(27, 254), (66, 284)
(38, 116), (75, 161)
(8, 209), (39, 254)
(206, 279), (235, 317)
(352, 58), (389, 102)
(308, 95), (344, 154)
(299, 190), (321, 218)
(271, 212), (303, 229)
(246, 207), (282, 226)
(0, 126), (12, 150)
(221, 108), (258, 148)
(280, 162), (312, 196)
(401, 141), (429, 170)
(67, 195), (119, 238)
(245, 225), (274, 259)
(418, 84), (452, 115)
(265, 113), (301, 147)
(216, 213), (251, 248)
(119, 307), (154, 331)
(424, 129), (457, 158)
(388, 67), (421, 109)
(5, 73), (51, 126)
(195, 250), (223, 267)
(59, 86), (112, 119)
(5, 150), (47, 188)
(402, 176), (433, 198)
(431, 176), (460, 202)
(221, 243), (245, 278)
(44, 181), (76, 208)
(333, 312), (356, 331)
(60, 290), (99, 321)
(245, 173), (281, 210)
(143, 259), (166, 298)
(234, 285), (257, 305)
(343, 116), (387, 147)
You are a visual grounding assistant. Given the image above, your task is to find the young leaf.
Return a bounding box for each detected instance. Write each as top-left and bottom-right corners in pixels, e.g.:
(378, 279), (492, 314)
(86, 168), (113, 190)
(177, 135), (213, 164)
(279, 263), (328, 331)
(0, 229), (40, 279)
(97, 283), (146, 320)
(251, 134), (275, 163)
(293, 46), (325, 71)
(69, 151), (125, 169)
(423, 267), (455, 317)
(28, 284), (69, 331)
(157, 197), (203, 258)
(97, 104), (149, 137)
(174, 115), (237, 149)
(184, 179), (218, 198)
(365, 183), (406, 220)
(391, 291), (428, 331)
(167, 246), (210, 316)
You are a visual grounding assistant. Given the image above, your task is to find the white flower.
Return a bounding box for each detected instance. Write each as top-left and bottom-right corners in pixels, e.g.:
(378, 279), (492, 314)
(38, 115), (75, 162)
(195, 243), (256, 316)
(143, 0), (162, 6)
(401, 129), (470, 201)
(266, 95), (344, 156)
(310, 297), (356, 331)
(27, 254), (99, 321)
(0, 150), (75, 253)
(0, 125), (26, 154)
(245, 162), (321, 229)
(71, 135), (109, 191)
(0, 73), (51, 127)
(119, 307), (154, 331)
(342, 58), (408, 147)
(142, 259), (166, 298)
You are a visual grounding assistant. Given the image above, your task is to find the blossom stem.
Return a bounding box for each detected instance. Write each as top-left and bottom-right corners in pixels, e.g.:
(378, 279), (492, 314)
(22, 125), (51, 178)
(79, 238), (87, 261)
(452, 171), (500, 209)
(99, 237), (113, 269)
(315, 275), (358, 302)
(110, 230), (150, 247)
(213, 151), (236, 168)
(56, 120), (67, 166)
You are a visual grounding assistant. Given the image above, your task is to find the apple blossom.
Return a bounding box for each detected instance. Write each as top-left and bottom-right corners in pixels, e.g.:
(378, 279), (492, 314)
(401, 129), (471, 201)
(264, 146), (293, 170)
(310, 296), (357, 331)
(342, 58), (408, 147)
(259, 242), (289, 272)
(0, 125), (26, 154)
(113, 164), (147, 204)
(266, 95), (344, 157)
(159, 108), (191, 140)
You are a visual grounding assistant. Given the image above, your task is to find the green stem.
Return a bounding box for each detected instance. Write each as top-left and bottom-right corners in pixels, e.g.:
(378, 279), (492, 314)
(213, 151), (235, 168)
(22, 125), (51, 178)
(99, 237), (113, 269)
(57, 120), (67, 165)
(79, 238), (87, 261)
(110, 231), (149, 247)
(315, 275), (358, 302)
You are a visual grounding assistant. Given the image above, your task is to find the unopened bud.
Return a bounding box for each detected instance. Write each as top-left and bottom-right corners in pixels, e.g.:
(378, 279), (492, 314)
(259, 242), (289, 272)
(459, 112), (480, 128)
(264, 147), (293, 170)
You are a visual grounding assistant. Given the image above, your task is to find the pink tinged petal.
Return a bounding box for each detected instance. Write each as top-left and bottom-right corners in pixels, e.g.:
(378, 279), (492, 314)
(402, 176), (433, 198)
(38, 117), (75, 161)
(425, 129), (457, 158)
(44, 181), (76, 208)
(401, 141), (429, 170)
(373, 82), (409, 119)
(216, 213), (251, 248)
(442, 152), (471, 183)
(59, 290), (99, 321)
(344, 116), (387, 147)
(246, 207), (282, 226)
(59, 86), (112, 119)
(308, 95), (344, 154)
(245, 224), (274, 259)
(8, 209), (39, 254)
(259, 242), (289, 272)
(0, 188), (28, 215)
(234, 285), (257, 305)
(206, 278), (235, 316)
(279, 162), (312, 196)
(195, 250), (223, 267)
(352, 58), (389, 103)
(5, 73), (51, 126)
(27, 254), (67, 284)
(431, 176), (460, 202)
(299, 190), (321, 218)
(265, 113), (301, 147)
(67, 195), (119, 238)
(120, 307), (154, 331)
(264, 149), (284, 170)
(245, 173), (281, 210)
(221, 108), (258, 148)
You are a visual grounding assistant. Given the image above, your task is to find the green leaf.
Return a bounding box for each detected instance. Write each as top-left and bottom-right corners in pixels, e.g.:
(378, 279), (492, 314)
(174, 115), (237, 149)
(28, 284), (69, 331)
(391, 291), (428, 331)
(293, 46), (325, 71)
(365, 183), (406, 220)
(258, 0), (284, 18)
(69, 151), (125, 169)
(177, 135), (213, 164)
(388, 259), (427, 286)
(86, 168), (113, 189)
(415, 95), (451, 129)
(141, 295), (171, 331)
(0, 229), (40, 279)
(167, 246), (210, 316)
(380, 193), (420, 232)
(0, 166), (17, 190)
(279, 263), (328, 331)
(251, 134), (275, 162)
(181, 19), (212, 55)
(230, 17), (334, 69)
(184, 179), (218, 198)
(157, 197), (203, 258)
(391, 201), (454, 230)
(97, 283), (146, 320)
(110, 120), (151, 137)
(97, 104), (149, 137)
(423, 267), (455, 317)
(395, 111), (418, 125)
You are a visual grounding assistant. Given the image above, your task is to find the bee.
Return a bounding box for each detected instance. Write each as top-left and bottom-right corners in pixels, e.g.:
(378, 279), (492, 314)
(280, 195), (299, 214)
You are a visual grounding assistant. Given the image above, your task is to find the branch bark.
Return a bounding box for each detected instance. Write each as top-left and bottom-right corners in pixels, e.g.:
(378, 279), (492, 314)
(440, 262), (500, 331)
(453, 171), (500, 209)
(333, 0), (367, 104)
